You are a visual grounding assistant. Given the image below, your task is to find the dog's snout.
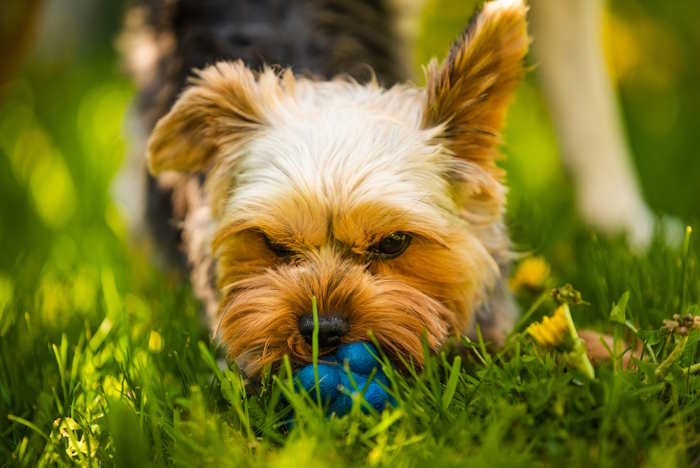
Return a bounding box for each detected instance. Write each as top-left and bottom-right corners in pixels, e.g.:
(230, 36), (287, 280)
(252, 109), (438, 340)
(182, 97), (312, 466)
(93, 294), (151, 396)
(298, 313), (349, 347)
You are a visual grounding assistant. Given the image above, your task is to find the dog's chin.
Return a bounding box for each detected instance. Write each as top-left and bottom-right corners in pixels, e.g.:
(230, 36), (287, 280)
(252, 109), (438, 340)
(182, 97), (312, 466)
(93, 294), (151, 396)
(216, 262), (455, 377)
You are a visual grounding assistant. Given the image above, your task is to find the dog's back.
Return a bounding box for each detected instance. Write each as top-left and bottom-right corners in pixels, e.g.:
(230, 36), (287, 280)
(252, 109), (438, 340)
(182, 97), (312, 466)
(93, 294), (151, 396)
(121, 0), (405, 267)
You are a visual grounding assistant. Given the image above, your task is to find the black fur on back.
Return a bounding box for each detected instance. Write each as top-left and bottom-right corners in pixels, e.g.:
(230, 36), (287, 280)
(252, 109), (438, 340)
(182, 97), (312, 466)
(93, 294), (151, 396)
(126, 0), (404, 265)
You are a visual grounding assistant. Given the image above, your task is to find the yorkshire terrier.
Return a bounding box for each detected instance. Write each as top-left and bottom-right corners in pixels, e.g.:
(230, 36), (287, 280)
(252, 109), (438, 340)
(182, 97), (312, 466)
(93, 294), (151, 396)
(121, 0), (529, 377)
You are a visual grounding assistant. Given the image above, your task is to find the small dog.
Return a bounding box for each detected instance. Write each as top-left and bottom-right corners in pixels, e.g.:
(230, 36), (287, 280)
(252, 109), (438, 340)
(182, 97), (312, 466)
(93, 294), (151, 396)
(122, 0), (529, 376)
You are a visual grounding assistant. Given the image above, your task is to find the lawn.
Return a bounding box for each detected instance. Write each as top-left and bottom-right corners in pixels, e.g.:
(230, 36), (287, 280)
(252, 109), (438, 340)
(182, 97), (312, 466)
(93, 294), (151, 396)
(1, 1), (699, 466)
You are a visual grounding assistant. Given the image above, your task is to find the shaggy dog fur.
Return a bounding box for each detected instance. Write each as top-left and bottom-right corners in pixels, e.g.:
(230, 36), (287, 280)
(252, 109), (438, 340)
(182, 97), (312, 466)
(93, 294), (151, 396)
(122, 0), (529, 376)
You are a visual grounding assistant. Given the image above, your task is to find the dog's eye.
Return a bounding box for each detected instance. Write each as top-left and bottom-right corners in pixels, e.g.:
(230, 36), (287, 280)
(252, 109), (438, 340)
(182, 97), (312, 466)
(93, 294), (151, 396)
(372, 232), (411, 259)
(263, 234), (293, 257)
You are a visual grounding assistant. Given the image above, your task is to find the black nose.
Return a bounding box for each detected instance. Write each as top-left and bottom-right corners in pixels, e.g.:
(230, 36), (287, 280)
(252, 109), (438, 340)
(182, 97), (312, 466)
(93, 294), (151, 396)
(298, 313), (349, 347)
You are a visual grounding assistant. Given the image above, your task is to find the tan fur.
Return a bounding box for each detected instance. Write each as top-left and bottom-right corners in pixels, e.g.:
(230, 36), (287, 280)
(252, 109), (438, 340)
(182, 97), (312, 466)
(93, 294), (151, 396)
(146, 0), (529, 376)
(148, 62), (280, 175)
(423, 0), (529, 179)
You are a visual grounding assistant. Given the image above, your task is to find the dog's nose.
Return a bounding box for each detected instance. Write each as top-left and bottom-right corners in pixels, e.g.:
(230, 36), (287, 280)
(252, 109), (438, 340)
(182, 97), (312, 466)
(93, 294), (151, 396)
(298, 313), (349, 347)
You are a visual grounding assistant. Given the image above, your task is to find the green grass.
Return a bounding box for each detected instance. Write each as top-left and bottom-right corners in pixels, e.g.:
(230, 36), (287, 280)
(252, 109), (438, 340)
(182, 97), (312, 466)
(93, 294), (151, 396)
(2, 230), (699, 467)
(2, 1), (700, 466)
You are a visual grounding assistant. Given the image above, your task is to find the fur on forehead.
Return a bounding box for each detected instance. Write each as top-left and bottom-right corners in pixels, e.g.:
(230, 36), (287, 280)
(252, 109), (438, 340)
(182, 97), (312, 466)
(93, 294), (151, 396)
(147, 60), (457, 214)
(226, 82), (459, 229)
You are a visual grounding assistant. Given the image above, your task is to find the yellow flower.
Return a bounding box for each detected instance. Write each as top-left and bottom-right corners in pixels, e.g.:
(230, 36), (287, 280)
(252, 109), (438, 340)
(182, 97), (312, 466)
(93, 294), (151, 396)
(526, 304), (595, 379)
(510, 257), (550, 292)
(526, 304), (572, 348)
(148, 330), (163, 353)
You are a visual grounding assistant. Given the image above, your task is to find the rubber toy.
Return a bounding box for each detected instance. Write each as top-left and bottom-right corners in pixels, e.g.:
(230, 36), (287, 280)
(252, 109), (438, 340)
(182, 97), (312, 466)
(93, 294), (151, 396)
(295, 342), (394, 416)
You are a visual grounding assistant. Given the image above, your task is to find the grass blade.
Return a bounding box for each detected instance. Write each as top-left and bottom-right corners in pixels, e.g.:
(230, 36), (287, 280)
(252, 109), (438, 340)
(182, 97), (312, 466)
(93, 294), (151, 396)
(441, 356), (461, 412)
(312, 296), (321, 406)
(7, 415), (49, 441)
(681, 225), (692, 312)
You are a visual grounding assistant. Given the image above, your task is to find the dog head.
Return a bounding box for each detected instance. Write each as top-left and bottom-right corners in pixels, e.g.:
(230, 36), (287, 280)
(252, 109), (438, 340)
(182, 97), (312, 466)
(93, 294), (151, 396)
(147, 0), (529, 375)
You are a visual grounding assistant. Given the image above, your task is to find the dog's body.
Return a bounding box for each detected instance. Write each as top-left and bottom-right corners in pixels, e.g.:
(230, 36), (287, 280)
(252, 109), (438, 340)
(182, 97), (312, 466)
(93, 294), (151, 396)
(122, 0), (528, 376)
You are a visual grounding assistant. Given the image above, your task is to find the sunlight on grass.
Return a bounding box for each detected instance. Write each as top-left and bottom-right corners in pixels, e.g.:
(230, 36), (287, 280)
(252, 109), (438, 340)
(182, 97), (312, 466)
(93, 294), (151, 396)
(0, 275), (14, 315)
(29, 152), (77, 228)
(76, 83), (132, 178)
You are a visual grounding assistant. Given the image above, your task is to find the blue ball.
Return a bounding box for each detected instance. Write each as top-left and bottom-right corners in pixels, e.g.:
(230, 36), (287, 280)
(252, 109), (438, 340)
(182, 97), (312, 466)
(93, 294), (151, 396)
(292, 341), (396, 417)
(329, 392), (352, 416)
(295, 363), (340, 402)
(338, 367), (367, 392)
(362, 381), (391, 412)
(334, 369), (391, 414)
(335, 342), (382, 375)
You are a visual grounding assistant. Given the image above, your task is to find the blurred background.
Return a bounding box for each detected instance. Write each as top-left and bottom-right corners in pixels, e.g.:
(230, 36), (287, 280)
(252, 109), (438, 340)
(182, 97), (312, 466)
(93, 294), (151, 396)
(1, 0), (699, 334)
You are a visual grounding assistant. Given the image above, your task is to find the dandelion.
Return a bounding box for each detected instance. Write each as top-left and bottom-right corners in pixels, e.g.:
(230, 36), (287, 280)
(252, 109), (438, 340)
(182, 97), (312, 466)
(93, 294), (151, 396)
(509, 256), (550, 292)
(662, 313), (700, 336)
(551, 283), (589, 306)
(148, 330), (163, 353)
(527, 304), (595, 379)
(657, 312), (700, 378)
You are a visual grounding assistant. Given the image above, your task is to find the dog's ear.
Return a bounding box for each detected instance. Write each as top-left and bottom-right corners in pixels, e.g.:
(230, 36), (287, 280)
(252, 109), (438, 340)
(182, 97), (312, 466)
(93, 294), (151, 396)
(422, 0), (529, 180)
(147, 61), (289, 175)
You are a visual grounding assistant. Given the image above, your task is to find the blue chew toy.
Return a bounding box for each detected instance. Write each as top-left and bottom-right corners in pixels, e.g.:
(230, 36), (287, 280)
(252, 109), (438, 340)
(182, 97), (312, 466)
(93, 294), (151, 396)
(295, 342), (395, 416)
